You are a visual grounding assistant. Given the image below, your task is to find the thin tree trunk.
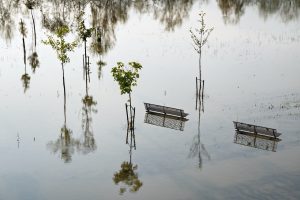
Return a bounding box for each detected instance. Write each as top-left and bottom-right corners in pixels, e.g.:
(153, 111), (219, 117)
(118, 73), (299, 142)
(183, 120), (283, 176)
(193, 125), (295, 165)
(62, 63), (67, 126)
(198, 50), (202, 104)
(198, 108), (202, 169)
(129, 92), (133, 130)
(30, 10), (36, 48)
(22, 36), (26, 67)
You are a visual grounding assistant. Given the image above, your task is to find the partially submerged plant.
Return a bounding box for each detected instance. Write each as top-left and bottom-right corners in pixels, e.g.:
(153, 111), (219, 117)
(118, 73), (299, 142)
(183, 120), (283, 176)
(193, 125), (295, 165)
(190, 11), (213, 110)
(190, 11), (213, 80)
(111, 61), (142, 128)
(111, 62), (142, 99)
(42, 25), (77, 65)
(190, 12), (214, 56)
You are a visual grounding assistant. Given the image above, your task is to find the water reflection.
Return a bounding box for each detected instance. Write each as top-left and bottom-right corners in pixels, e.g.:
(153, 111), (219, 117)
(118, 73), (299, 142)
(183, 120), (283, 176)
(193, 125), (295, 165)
(78, 51), (97, 154)
(189, 93), (210, 169)
(234, 132), (281, 152)
(1, 0), (299, 46)
(28, 52), (39, 73)
(0, 1), (19, 42)
(26, 0), (40, 73)
(0, 0), (198, 45)
(217, 0), (300, 24)
(113, 114), (143, 195)
(152, 0), (195, 31)
(47, 62), (78, 163)
(89, 1), (126, 56)
(47, 54), (97, 161)
(144, 112), (188, 131)
(19, 19), (31, 93)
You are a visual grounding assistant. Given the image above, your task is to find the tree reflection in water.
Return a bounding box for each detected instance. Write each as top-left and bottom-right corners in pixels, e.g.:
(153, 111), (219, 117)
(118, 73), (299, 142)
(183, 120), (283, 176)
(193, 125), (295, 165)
(46, 62), (79, 163)
(79, 45), (97, 154)
(25, 0), (40, 73)
(113, 127), (143, 195)
(19, 19), (31, 93)
(0, 0), (20, 42)
(0, 0), (200, 46)
(47, 81), (81, 163)
(152, 0), (195, 31)
(217, 0), (300, 24)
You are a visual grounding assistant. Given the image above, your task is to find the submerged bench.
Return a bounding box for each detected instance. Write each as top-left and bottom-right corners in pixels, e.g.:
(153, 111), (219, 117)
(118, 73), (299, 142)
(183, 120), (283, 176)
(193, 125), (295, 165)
(233, 121), (281, 139)
(144, 103), (188, 118)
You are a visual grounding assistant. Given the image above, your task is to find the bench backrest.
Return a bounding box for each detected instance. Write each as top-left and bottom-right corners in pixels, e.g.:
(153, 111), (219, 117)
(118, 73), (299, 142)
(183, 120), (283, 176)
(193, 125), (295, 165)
(233, 121), (281, 138)
(144, 103), (188, 117)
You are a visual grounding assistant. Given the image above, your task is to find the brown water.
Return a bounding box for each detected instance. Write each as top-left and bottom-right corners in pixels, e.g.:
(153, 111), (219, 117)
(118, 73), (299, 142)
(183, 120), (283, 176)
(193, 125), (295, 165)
(0, 1), (300, 200)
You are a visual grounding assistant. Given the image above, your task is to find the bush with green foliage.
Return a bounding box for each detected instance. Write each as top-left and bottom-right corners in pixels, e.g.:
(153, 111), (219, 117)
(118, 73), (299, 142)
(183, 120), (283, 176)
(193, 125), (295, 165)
(111, 62), (142, 96)
(42, 25), (77, 64)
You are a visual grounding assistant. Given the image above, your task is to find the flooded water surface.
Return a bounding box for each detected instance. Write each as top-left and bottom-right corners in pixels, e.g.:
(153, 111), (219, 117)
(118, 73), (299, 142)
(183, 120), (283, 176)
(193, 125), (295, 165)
(0, 1), (300, 200)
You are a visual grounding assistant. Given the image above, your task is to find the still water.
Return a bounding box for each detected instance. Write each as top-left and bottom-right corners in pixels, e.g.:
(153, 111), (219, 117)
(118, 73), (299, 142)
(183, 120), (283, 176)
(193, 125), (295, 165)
(0, 1), (300, 199)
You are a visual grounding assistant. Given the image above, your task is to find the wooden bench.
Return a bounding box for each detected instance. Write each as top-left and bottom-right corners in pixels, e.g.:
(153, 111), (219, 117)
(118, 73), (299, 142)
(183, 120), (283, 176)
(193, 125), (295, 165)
(144, 103), (188, 118)
(233, 121), (281, 139)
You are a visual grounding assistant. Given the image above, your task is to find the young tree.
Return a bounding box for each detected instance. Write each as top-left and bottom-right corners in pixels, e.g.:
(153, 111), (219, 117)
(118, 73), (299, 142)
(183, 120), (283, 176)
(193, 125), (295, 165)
(42, 24), (78, 98)
(42, 25), (77, 66)
(190, 11), (213, 82)
(111, 61), (142, 106)
(76, 11), (93, 81)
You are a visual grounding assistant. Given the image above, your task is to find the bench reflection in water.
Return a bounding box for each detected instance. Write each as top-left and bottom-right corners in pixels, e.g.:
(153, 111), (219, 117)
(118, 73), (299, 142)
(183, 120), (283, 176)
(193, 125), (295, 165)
(234, 132), (281, 152)
(144, 112), (188, 131)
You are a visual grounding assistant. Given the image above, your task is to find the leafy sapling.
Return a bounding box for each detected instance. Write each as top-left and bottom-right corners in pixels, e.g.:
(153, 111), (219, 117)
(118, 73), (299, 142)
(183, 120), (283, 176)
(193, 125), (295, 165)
(111, 62), (142, 105)
(42, 25), (78, 66)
